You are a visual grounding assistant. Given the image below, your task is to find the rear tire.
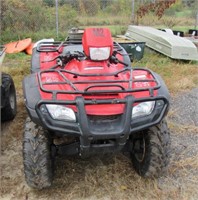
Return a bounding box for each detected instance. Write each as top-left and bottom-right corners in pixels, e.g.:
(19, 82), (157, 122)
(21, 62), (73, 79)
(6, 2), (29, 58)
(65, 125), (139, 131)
(130, 119), (170, 177)
(1, 73), (17, 121)
(23, 117), (54, 189)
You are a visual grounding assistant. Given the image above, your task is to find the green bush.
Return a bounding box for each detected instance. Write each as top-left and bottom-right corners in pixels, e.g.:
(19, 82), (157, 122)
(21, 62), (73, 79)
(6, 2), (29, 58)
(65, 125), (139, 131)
(1, 0), (78, 43)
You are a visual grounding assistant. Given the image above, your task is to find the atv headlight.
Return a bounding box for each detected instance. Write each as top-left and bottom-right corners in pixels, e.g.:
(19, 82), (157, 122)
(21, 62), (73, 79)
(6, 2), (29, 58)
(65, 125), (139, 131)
(90, 47), (110, 60)
(132, 101), (155, 119)
(46, 104), (76, 122)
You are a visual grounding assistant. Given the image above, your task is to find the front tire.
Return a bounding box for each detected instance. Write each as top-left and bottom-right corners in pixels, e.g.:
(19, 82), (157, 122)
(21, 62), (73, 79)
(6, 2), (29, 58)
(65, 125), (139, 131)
(1, 73), (17, 121)
(130, 119), (170, 177)
(23, 117), (54, 189)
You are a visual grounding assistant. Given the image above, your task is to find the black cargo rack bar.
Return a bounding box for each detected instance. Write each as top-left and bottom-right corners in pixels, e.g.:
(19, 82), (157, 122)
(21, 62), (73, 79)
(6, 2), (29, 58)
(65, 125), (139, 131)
(37, 41), (83, 52)
(37, 42), (64, 52)
(36, 41), (126, 53)
(37, 67), (160, 100)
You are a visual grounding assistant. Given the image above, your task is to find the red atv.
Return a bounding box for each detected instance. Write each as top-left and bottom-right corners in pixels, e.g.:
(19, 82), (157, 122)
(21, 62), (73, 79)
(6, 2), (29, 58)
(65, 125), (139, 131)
(23, 28), (170, 189)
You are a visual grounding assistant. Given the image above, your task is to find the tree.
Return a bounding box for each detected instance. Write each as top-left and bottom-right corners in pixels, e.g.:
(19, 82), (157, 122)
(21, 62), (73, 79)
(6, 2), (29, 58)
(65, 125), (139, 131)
(136, 0), (176, 24)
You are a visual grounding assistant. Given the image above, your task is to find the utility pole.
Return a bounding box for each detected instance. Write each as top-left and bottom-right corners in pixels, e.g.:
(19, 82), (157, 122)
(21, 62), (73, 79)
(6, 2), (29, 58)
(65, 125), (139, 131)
(131, 0), (135, 24)
(196, 12), (198, 29)
(55, 0), (59, 38)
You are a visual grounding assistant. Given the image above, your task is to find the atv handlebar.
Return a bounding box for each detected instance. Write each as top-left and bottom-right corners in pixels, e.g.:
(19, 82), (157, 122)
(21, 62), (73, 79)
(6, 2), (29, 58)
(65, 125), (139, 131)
(48, 51), (85, 69)
(44, 49), (128, 69)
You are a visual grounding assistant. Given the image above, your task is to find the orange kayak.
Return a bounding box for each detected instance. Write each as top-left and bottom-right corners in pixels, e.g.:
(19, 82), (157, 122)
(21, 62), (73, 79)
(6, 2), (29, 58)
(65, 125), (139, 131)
(5, 38), (32, 54)
(25, 43), (34, 55)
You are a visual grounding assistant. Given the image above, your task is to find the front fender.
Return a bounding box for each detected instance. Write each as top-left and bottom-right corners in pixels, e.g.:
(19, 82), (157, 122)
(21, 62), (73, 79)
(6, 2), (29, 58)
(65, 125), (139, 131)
(23, 73), (41, 124)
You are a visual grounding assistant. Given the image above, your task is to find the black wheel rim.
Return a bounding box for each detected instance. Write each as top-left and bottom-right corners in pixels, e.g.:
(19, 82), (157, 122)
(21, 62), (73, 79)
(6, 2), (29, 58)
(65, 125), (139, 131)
(9, 88), (16, 110)
(133, 135), (146, 162)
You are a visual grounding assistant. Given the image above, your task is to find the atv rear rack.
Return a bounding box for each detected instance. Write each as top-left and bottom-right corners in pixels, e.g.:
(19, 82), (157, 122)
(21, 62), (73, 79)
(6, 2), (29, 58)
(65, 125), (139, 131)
(37, 41), (128, 53)
(38, 67), (161, 100)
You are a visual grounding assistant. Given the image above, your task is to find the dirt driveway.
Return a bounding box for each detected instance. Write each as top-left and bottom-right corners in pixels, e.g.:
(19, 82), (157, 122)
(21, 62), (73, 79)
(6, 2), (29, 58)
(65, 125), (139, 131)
(1, 88), (198, 200)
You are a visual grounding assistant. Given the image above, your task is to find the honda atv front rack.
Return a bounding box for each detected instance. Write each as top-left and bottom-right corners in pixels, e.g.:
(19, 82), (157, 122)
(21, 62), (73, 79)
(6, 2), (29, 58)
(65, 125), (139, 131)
(37, 67), (161, 100)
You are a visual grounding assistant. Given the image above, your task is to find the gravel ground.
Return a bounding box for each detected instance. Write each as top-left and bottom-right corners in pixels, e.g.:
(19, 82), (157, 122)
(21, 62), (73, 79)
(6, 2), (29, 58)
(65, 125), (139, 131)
(169, 87), (198, 159)
(157, 88), (198, 198)
(168, 88), (198, 159)
(169, 88), (198, 126)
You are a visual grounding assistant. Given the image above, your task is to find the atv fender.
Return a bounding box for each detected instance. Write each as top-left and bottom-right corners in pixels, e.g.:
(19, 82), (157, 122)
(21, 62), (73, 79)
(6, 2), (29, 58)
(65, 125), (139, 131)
(154, 72), (170, 107)
(31, 48), (40, 73)
(153, 72), (171, 116)
(23, 73), (41, 124)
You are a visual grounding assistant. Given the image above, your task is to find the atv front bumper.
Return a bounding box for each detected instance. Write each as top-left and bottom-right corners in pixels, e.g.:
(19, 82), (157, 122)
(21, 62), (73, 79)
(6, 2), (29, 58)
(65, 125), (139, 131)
(31, 95), (169, 153)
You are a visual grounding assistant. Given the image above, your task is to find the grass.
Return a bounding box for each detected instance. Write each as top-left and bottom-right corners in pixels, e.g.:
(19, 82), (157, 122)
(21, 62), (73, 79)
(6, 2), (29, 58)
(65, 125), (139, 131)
(1, 48), (198, 199)
(133, 49), (198, 95)
(2, 53), (31, 91)
(175, 10), (193, 18)
(136, 14), (196, 29)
